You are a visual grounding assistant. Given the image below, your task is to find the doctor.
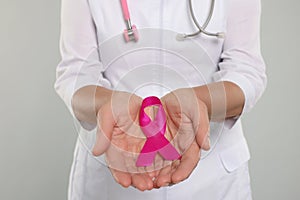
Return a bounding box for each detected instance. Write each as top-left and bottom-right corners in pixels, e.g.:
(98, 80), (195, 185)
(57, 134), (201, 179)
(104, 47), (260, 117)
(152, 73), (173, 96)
(55, 0), (267, 199)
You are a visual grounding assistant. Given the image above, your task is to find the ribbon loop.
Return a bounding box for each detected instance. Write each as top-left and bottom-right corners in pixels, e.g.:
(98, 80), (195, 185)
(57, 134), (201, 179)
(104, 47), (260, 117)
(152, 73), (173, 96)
(136, 96), (181, 167)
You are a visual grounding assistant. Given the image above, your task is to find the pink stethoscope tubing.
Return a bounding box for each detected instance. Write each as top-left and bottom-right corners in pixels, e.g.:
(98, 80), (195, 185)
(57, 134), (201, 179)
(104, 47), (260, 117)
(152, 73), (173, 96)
(120, 0), (130, 20)
(120, 0), (138, 42)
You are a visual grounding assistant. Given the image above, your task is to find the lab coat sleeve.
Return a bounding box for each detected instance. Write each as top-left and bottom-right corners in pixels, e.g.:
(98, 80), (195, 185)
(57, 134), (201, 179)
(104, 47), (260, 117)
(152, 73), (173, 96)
(54, 0), (111, 129)
(212, 0), (267, 127)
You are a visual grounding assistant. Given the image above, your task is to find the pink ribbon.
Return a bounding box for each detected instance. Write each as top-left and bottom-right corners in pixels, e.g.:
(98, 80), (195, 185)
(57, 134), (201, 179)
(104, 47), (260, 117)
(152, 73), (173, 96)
(136, 96), (181, 167)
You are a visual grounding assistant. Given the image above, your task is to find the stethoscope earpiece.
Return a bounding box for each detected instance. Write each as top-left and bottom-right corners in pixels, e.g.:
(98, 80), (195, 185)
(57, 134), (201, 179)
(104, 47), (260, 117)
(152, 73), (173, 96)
(216, 32), (225, 39)
(176, 34), (187, 41)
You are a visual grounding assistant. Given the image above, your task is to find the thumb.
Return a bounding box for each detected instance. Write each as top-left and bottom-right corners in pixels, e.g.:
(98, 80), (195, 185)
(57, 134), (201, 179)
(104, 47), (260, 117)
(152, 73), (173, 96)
(92, 105), (114, 156)
(193, 105), (210, 151)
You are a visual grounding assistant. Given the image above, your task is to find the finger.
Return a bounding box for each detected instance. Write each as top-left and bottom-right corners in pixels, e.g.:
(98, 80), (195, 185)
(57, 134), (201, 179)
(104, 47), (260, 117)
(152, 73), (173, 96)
(171, 159), (181, 173)
(154, 162), (172, 188)
(92, 105), (114, 156)
(138, 165), (154, 190)
(128, 157), (154, 191)
(171, 142), (200, 184)
(110, 168), (132, 188)
(92, 128), (111, 156)
(145, 167), (157, 179)
(144, 164), (157, 179)
(193, 102), (210, 151)
(144, 153), (164, 178)
(132, 173), (153, 191)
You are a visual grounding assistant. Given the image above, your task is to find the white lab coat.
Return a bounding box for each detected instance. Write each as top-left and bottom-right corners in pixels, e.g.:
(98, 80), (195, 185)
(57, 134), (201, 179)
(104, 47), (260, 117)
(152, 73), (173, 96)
(55, 0), (267, 199)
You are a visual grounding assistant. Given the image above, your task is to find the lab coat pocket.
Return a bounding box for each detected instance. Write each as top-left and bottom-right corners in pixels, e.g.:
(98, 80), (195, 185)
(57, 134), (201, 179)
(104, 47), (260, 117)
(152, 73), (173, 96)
(219, 138), (250, 173)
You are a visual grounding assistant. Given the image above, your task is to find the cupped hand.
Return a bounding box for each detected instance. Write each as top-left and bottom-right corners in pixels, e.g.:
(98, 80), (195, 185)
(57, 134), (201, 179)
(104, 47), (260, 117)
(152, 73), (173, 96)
(153, 88), (210, 187)
(92, 91), (168, 191)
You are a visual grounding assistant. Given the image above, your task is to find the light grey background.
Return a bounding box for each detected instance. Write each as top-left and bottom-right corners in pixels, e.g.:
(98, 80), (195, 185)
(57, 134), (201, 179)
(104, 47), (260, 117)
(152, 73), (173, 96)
(0, 0), (299, 199)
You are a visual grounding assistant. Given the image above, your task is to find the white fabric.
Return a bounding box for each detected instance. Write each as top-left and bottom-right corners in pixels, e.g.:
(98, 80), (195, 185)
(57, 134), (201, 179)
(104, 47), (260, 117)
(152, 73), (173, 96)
(55, 0), (267, 199)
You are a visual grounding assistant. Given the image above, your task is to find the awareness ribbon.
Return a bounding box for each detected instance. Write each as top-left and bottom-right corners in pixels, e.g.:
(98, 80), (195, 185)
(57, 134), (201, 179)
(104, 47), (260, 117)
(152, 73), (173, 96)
(136, 96), (181, 167)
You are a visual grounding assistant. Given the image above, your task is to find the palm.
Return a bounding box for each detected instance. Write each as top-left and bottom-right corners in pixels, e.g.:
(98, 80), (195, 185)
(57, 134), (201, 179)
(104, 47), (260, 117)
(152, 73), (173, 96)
(94, 92), (168, 190)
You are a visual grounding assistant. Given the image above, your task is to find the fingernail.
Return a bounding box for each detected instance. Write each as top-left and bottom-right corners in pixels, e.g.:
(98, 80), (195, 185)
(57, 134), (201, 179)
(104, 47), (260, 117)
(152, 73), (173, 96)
(161, 182), (169, 187)
(112, 174), (119, 183)
(204, 137), (211, 150)
(92, 147), (98, 156)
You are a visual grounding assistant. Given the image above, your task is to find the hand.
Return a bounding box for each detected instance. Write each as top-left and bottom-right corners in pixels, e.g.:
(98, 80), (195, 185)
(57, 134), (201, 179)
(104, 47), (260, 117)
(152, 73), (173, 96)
(92, 91), (167, 191)
(153, 88), (210, 187)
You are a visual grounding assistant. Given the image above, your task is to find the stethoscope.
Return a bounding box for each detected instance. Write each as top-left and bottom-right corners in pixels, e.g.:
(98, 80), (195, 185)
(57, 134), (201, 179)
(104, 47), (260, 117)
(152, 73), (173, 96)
(120, 0), (225, 42)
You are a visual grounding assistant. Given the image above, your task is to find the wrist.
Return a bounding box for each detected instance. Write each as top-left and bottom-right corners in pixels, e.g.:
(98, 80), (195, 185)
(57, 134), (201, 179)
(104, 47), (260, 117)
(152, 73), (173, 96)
(72, 86), (113, 125)
(94, 87), (113, 115)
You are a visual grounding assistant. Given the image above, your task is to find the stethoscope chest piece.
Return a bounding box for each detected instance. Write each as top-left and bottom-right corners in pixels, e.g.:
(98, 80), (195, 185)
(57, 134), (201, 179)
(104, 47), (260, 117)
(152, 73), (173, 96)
(121, 0), (139, 42)
(124, 24), (139, 42)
